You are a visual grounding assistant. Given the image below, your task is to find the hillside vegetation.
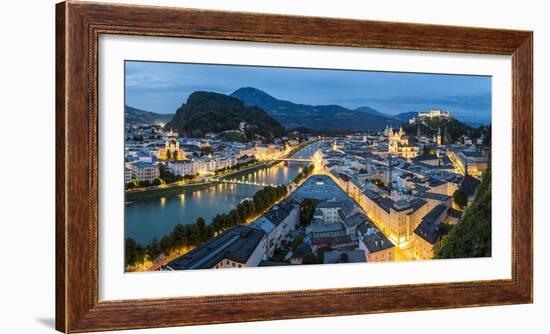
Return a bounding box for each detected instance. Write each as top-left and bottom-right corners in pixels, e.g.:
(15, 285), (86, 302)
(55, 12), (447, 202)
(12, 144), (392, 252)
(435, 169), (491, 259)
(165, 91), (286, 142)
(403, 116), (490, 144)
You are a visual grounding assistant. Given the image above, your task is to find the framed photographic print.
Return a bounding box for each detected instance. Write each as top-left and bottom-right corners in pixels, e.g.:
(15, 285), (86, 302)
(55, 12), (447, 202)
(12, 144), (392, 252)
(56, 1), (533, 332)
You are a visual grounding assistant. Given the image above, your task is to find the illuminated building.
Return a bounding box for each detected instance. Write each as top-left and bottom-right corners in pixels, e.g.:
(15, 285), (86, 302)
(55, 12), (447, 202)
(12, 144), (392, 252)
(356, 222), (395, 262)
(359, 189), (431, 246)
(157, 137), (187, 161)
(447, 149), (489, 178)
(409, 109), (452, 124)
(386, 125), (419, 158)
(252, 144), (284, 161)
(169, 157), (237, 176)
(435, 127), (443, 146)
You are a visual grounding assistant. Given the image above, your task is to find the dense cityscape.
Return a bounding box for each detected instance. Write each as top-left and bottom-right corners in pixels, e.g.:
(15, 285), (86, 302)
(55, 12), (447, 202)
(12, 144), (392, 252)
(124, 107), (491, 271)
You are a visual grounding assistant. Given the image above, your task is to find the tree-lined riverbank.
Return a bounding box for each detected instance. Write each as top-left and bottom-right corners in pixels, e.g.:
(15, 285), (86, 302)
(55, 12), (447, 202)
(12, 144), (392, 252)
(124, 140), (322, 252)
(125, 185), (289, 271)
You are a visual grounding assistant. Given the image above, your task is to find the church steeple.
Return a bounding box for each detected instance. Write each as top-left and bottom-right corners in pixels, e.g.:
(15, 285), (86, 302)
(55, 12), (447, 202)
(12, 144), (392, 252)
(435, 127), (443, 146)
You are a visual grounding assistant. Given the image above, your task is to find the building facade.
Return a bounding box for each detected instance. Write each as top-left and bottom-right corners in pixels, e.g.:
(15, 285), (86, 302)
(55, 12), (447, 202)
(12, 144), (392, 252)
(127, 161), (160, 182)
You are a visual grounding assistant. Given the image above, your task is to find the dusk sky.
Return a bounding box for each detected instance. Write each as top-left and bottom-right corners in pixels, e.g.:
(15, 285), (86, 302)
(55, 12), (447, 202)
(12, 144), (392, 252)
(125, 61), (492, 124)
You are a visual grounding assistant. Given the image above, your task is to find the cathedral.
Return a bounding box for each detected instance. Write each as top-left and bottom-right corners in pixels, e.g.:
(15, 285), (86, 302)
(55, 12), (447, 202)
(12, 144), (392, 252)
(385, 125), (419, 158)
(157, 137), (187, 161)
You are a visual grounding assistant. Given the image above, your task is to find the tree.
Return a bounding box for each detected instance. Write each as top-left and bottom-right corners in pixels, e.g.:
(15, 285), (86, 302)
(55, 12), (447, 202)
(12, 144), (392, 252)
(453, 189), (468, 209)
(205, 225), (215, 240)
(159, 235), (173, 255)
(299, 198), (320, 226)
(293, 172), (304, 185)
(171, 223), (186, 245)
(147, 238), (162, 261)
(126, 180), (139, 190)
(166, 149), (171, 160)
(125, 238), (145, 267)
(196, 217), (207, 242)
(173, 150), (178, 160)
(436, 170), (491, 259)
(290, 236), (304, 251)
(152, 177), (164, 186)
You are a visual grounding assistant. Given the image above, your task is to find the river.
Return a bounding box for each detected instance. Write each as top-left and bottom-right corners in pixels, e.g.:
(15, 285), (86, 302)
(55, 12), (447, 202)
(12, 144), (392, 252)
(125, 141), (322, 244)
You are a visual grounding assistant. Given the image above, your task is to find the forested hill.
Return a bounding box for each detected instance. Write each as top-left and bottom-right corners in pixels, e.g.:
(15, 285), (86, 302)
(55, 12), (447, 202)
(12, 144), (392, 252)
(165, 91), (286, 142)
(435, 169), (492, 259)
(402, 116), (491, 144)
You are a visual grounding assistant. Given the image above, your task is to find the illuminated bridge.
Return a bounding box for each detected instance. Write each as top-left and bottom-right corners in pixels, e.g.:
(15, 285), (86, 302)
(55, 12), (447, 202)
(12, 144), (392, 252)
(218, 179), (286, 187)
(272, 158), (312, 162)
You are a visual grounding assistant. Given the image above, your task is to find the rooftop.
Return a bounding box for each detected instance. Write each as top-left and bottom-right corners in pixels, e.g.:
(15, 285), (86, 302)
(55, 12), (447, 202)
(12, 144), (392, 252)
(414, 204), (449, 244)
(357, 222), (395, 252)
(460, 174), (481, 198)
(422, 204), (449, 224)
(316, 199), (356, 216)
(343, 212), (370, 228)
(291, 242), (313, 260)
(167, 225), (265, 270)
(262, 199), (299, 226)
(309, 222), (346, 236)
(291, 175), (349, 202)
(323, 250), (366, 264)
(414, 192), (452, 202)
(130, 161), (156, 169)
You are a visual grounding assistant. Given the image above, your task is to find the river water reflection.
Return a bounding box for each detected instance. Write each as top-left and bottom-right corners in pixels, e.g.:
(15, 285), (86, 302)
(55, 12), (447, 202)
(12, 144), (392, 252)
(125, 141), (322, 244)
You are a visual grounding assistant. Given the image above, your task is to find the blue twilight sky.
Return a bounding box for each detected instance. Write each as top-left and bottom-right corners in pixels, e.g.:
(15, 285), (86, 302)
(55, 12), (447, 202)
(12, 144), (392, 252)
(125, 61), (492, 124)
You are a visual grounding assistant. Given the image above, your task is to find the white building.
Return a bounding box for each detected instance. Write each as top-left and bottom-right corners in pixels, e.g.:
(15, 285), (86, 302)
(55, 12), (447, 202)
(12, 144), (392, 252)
(250, 199), (300, 258)
(166, 225), (267, 270)
(127, 161), (159, 182)
(169, 160), (199, 176)
(169, 157), (237, 176)
(124, 167), (133, 183)
(409, 109), (452, 124)
(315, 199), (358, 224)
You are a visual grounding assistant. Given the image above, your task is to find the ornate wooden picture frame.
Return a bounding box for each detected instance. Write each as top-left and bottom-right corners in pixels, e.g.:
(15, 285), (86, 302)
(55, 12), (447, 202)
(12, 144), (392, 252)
(56, 1), (532, 332)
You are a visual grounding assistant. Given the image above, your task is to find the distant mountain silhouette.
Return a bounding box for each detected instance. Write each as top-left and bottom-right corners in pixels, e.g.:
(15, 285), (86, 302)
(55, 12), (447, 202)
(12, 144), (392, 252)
(125, 105), (173, 125)
(165, 91), (286, 142)
(354, 106), (388, 117)
(230, 87), (399, 131)
(393, 111), (419, 123)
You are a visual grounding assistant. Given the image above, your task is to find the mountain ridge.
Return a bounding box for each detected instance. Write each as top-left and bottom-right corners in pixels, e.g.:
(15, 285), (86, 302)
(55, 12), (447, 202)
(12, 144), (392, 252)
(125, 105), (174, 125)
(230, 87), (399, 131)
